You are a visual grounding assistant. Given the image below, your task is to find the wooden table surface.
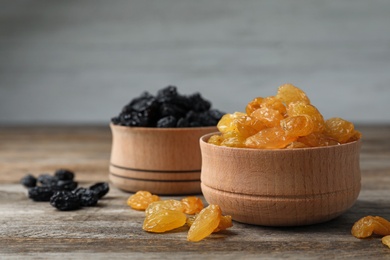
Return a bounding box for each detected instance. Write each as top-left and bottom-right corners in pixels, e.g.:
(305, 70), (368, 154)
(1, 125), (390, 259)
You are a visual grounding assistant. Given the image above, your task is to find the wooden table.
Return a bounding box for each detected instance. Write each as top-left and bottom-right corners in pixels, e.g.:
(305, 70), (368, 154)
(1, 125), (390, 259)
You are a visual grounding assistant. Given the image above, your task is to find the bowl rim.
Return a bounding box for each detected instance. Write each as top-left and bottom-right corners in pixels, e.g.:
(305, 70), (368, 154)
(110, 122), (217, 132)
(200, 132), (361, 152)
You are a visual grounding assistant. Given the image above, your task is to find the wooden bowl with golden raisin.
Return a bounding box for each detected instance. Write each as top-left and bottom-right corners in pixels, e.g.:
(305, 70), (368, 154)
(200, 133), (361, 226)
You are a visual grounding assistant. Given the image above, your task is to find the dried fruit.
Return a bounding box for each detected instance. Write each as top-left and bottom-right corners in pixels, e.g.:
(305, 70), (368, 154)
(143, 209), (187, 233)
(208, 83), (361, 149)
(73, 188), (99, 207)
(187, 214), (233, 233)
(127, 191), (160, 210)
(187, 204), (222, 242)
(54, 169), (75, 180)
(276, 83), (310, 105)
(351, 216), (390, 238)
(89, 182), (109, 199)
(50, 191), (81, 211)
(28, 186), (54, 202)
(111, 86), (225, 128)
(20, 174), (37, 188)
(382, 235), (390, 248)
(181, 197), (204, 215)
(145, 200), (184, 215)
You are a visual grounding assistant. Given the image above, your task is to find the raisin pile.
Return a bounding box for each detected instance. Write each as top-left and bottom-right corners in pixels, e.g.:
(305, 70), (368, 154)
(20, 169), (109, 211)
(127, 191), (232, 242)
(208, 83), (362, 149)
(111, 85), (225, 128)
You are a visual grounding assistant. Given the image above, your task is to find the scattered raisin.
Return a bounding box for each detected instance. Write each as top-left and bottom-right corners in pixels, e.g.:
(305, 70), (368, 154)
(73, 188), (99, 207)
(352, 216), (390, 238)
(187, 204), (222, 242)
(50, 191), (81, 211)
(143, 209), (187, 233)
(181, 197), (204, 215)
(54, 169), (75, 181)
(89, 182), (109, 199)
(20, 174), (37, 188)
(28, 186), (54, 202)
(127, 191), (160, 210)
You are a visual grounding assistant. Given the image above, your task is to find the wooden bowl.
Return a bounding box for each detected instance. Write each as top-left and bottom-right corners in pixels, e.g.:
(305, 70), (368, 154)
(200, 133), (361, 226)
(109, 123), (217, 195)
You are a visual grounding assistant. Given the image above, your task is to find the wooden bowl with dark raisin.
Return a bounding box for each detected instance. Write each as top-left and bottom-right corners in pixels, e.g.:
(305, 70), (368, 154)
(109, 124), (217, 195)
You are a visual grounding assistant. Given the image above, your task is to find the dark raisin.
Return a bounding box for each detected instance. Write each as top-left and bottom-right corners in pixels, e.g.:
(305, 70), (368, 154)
(89, 182), (109, 199)
(176, 117), (189, 127)
(159, 103), (187, 119)
(20, 174), (37, 188)
(157, 116), (177, 128)
(188, 93), (211, 112)
(54, 169), (75, 181)
(50, 191), (81, 211)
(37, 174), (58, 188)
(73, 188), (99, 207)
(28, 186), (54, 202)
(53, 180), (78, 191)
(156, 85), (178, 103)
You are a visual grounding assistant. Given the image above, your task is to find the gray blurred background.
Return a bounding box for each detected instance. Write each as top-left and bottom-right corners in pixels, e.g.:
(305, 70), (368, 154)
(1, 0), (389, 125)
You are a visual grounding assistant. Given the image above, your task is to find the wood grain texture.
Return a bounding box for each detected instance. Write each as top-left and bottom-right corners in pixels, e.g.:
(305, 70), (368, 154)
(0, 124), (390, 258)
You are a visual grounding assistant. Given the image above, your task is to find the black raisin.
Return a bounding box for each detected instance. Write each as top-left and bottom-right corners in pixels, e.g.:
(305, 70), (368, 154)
(89, 182), (109, 199)
(37, 174), (58, 187)
(188, 93), (211, 112)
(50, 191), (81, 211)
(157, 116), (177, 128)
(159, 103), (187, 119)
(20, 174), (37, 188)
(73, 188), (99, 207)
(54, 169), (75, 181)
(53, 180), (78, 191)
(176, 117), (189, 127)
(28, 186), (54, 202)
(156, 85), (178, 103)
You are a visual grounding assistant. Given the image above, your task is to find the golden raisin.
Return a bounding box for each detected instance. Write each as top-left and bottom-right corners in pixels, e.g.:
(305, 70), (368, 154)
(245, 97), (264, 115)
(187, 205), (222, 242)
(276, 83), (310, 105)
(127, 191), (160, 210)
(251, 107), (285, 128)
(287, 101), (325, 133)
(351, 216), (390, 238)
(214, 215), (233, 232)
(324, 117), (356, 143)
(280, 115), (314, 137)
(297, 132), (339, 147)
(145, 200), (185, 215)
(143, 209), (187, 233)
(245, 127), (297, 149)
(207, 135), (224, 146)
(261, 96), (287, 115)
(382, 235), (390, 248)
(181, 197), (204, 215)
(187, 214), (233, 233)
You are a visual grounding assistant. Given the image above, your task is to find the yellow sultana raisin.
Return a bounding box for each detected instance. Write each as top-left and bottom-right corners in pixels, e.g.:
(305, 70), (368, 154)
(245, 127), (297, 149)
(280, 115), (314, 137)
(187, 205), (222, 242)
(351, 216), (390, 238)
(127, 191), (160, 210)
(324, 117), (356, 143)
(276, 83), (311, 105)
(245, 97), (264, 115)
(382, 235), (390, 248)
(251, 107), (285, 128)
(181, 197), (204, 215)
(187, 214), (233, 233)
(143, 209), (187, 233)
(145, 200), (185, 215)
